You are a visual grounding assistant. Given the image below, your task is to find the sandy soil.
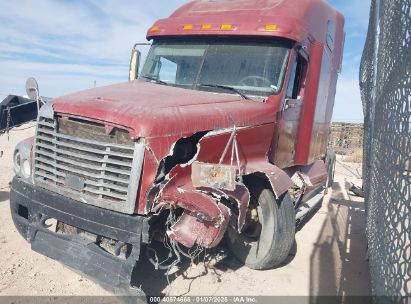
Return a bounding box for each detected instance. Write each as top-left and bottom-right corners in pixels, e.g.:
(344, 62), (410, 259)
(0, 124), (371, 297)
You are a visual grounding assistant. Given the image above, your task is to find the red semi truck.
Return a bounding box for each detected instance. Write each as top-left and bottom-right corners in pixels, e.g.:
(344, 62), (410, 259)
(10, 0), (344, 292)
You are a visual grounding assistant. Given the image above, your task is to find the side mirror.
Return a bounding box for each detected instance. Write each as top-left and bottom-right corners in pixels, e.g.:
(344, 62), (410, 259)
(25, 77), (39, 100)
(129, 46), (141, 81)
(25, 77), (45, 114)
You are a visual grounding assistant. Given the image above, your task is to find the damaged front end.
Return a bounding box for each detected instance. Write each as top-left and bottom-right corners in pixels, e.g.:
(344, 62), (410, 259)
(143, 124), (293, 251)
(10, 102), (295, 289)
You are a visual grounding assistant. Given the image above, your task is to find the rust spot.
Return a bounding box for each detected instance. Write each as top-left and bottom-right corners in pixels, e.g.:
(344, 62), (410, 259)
(191, 162), (237, 191)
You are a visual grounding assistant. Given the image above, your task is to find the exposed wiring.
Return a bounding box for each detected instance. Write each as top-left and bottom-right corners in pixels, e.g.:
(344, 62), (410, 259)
(146, 209), (182, 272)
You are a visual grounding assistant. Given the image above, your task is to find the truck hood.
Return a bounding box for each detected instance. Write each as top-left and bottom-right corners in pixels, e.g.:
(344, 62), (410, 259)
(52, 80), (276, 138)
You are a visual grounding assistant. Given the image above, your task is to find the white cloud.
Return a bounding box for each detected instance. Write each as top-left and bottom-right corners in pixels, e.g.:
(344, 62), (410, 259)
(0, 0), (181, 97)
(0, 0), (367, 123)
(0, 0), (151, 63)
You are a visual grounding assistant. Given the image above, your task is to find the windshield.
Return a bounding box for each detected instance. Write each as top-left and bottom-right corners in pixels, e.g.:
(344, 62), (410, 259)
(140, 38), (291, 98)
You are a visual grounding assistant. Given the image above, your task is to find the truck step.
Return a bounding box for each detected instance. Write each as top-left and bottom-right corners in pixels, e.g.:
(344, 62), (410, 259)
(295, 188), (325, 221)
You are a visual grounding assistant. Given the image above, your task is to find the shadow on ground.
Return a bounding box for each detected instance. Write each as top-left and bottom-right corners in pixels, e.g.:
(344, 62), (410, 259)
(0, 191), (9, 203)
(130, 240), (249, 298)
(120, 180), (370, 300)
(309, 181), (372, 303)
(130, 236), (298, 298)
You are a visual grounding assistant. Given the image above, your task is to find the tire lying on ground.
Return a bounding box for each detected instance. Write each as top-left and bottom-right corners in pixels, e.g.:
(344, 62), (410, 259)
(226, 178), (296, 270)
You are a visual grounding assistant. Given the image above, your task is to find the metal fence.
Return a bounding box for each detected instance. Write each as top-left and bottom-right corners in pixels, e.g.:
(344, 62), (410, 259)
(359, 0), (410, 299)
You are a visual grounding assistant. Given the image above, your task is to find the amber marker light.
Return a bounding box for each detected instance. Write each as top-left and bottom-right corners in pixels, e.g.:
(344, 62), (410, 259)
(150, 26), (160, 32)
(265, 24), (278, 31)
(183, 25), (193, 30)
(221, 24), (233, 30)
(202, 24), (212, 30)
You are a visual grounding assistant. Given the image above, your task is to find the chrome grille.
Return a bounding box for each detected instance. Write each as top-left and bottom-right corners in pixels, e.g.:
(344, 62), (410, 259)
(33, 115), (145, 214)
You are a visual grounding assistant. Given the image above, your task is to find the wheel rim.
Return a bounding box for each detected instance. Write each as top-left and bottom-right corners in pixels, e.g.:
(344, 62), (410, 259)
(241, 205), (262, 241)
(227, 192), (276, 265)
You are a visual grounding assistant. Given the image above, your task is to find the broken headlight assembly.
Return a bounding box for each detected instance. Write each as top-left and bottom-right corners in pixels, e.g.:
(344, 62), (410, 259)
(14, 140), (32, 179)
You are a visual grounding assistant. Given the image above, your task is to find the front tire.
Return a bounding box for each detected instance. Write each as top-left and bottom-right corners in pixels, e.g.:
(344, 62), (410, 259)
(226, 179), (295, 270)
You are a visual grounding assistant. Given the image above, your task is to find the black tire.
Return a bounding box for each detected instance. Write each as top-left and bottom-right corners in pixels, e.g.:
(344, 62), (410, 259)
(226, 179), (296, 270)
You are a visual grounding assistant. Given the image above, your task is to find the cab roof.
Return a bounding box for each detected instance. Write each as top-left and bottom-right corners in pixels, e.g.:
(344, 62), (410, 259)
(147, 0), (344, 44)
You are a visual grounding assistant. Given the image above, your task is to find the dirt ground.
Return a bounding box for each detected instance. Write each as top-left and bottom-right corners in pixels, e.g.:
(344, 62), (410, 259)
(0, 124), (371, 297)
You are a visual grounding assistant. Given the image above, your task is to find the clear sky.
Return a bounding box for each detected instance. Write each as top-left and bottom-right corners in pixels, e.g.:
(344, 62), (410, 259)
(0, 0), (370, 123)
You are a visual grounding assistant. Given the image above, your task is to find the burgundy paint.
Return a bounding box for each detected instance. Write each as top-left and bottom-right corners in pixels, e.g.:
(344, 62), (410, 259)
(284, 159), (328, 197)
(33, 0), (345, 250)
(294, 42), (324, 165)
(156, 166), (232, 248)
(147, 0), (340, 44)
(52, 82), (276, 139)
(168, 205), (230, 248)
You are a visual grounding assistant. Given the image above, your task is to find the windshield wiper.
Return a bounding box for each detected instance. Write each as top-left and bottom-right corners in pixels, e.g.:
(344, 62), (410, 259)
(199, 84), (250, 100)
(141, 75), (168, 85)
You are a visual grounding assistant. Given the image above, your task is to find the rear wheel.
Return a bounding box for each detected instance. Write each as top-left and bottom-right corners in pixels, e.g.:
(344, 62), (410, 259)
(226, 179), (295, 270)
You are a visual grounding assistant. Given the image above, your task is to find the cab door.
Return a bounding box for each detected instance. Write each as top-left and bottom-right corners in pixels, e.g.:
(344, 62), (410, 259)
(271, 50), (308, 168)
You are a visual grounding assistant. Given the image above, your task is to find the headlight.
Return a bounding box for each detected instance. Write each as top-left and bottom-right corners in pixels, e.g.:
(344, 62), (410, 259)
(13, 150), (22, 175)
(22, 159), (31, 178)
(13, 138), (33, 180)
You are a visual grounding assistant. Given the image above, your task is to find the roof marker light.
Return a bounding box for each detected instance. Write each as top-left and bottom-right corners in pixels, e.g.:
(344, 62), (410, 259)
(183, 25), (193, 30)
(265, 24), (278, 31)
(150, 26), (160, 32)
(221, 24), (233, 30)
(202, 24), (212, 30)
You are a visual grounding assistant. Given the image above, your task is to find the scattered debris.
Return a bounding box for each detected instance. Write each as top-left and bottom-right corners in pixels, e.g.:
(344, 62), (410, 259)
(349, 183), (365, 197)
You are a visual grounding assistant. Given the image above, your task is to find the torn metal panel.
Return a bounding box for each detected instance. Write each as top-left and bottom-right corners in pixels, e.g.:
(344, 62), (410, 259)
(167, 203), (230, 248)
(284, 160), (328, 193)
(299, 160), (327, 187)
(291, 172), (313, 188)
(223, 184), (250, 232)
(137, 145), (160, 214)
(144, 184), (163, 214)
(191, 162), (237, 191)
(141, 121), (293, 251)
(152, 132), (208, 183)
(195, 183), (250, 232)
(154, 165), (235, 248)
(156, 171), (223, 220)
(139, 132), (206, 214)
(141, 123), (277, 217)
(245, 161), (294, 199)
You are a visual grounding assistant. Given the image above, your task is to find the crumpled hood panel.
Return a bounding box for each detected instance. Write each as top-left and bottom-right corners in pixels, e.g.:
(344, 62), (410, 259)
(52, 80), (276, 138)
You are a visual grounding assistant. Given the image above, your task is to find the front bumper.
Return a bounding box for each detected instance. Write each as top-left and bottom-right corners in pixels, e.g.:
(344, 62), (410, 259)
(10, 177), (150, 287)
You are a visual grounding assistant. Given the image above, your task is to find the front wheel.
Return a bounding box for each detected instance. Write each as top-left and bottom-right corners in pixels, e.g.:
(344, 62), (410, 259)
(226, 179), (296, 270)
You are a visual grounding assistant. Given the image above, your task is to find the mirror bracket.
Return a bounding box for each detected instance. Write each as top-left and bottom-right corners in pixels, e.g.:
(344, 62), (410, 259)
(129, 43), (151, 81)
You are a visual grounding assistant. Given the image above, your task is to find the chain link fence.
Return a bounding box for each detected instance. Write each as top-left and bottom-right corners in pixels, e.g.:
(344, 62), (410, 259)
(360, 0), (410, 300)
